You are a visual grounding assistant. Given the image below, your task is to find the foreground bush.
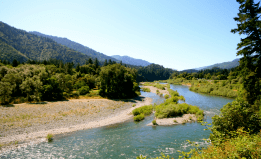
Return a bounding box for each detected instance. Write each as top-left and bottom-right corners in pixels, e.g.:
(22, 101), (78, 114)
(191, 129), (261, 159)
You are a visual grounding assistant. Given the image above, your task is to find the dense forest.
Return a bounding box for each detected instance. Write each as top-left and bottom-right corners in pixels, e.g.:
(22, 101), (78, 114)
(30, 31), (120, 63)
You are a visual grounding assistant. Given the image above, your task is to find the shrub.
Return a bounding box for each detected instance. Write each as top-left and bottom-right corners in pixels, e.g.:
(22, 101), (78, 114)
(134, 114), (145, 121)
(142, 87), (151, 92)
(152, 120), (157, 125)
(132, 104), (136, 107)
(156, 90), (160, 94)
(132, 105), (153, 116)
(164, 94), (169, 99)
(78, 86), (90, 95)
(46, 133), (53, 142)
(174, 119), (178, 123)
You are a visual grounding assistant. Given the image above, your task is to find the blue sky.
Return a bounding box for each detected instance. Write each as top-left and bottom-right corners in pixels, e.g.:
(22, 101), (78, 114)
(1, 0), (257, 70)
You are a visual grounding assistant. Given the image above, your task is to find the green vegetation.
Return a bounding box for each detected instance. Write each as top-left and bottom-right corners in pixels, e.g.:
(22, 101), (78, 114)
(46, 133), (53, 142)
(153, 83), (165, 90)
(142, 87), (151, 92)
(152, 120), (157, 125)
(132, 105), (153, 121)
(132, 105), (153, 116)
(164, 94), (169, 99)
(99, 64), (139, 99)
(0, 60), (141, 105)
(134, 114), (145, 122)
(78, 86), (90, 95)
(153, 89), (204, 120)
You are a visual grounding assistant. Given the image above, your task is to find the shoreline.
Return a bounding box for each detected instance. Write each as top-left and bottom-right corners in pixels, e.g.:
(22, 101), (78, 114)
(0, 96), (152, 154)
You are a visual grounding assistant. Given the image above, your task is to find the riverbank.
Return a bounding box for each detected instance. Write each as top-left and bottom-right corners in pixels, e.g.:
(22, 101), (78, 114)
(0, 96), (152, 154)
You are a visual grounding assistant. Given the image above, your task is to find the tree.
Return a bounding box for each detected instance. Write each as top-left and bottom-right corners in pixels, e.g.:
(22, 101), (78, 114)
(211, 0), (261, 144)
(94, 58), (99, 69)
(99, 64), (139, 98)
(104, 59), (108, 66)
(231, 0), (261, 104)
(12, 59), (18, 67)
(88, 58), (93, 64)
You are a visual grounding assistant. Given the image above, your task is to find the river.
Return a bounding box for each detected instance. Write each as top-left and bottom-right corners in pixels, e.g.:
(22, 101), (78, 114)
(0, 84), (234, 159)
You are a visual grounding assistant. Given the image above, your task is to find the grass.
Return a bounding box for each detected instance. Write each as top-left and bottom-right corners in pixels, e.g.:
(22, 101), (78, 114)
(173, 119), (178, 123)
(46, 133), (53, 142)
(132, 104), (136, 107)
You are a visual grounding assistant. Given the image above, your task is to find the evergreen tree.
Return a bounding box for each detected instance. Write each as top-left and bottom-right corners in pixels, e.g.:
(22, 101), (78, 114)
(231, 0), (261, 104)
(104, 59), (108, 66)
(94, 58), (99, 69)
(12, 59), (18, 67)
(88, 58), (93, 64)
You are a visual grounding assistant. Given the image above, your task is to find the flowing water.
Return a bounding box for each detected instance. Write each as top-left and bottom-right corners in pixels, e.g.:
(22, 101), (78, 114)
(0, 85), (234, 159)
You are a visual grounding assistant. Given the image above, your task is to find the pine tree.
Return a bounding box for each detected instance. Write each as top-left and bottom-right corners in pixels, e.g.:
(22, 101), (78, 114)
(231, 0), (261, 104)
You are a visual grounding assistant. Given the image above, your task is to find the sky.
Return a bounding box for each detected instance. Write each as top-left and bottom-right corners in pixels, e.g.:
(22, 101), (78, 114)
(1, 0), (258, 70)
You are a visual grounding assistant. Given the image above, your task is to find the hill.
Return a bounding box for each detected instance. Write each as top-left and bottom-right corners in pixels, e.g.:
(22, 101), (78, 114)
(111, 55), (151, 67)
(195, 58), (240, 70)
(0, 21), (93, 65)
(30, 31), (119, 63)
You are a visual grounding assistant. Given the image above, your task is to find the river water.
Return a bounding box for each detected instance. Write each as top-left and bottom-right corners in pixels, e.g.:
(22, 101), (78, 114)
(1, 85), (234, 159)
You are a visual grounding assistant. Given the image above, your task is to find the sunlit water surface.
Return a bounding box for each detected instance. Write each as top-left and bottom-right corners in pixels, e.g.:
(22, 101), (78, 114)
(0, 85), (234, 159)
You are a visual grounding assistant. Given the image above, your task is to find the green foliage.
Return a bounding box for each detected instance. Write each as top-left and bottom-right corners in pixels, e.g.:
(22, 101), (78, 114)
(142, 87), (151, 92)
(164, 94), (169, 99)
(210, 98), (261, 145)
(46, 133), (53, 142)
(132, 105), (153, 116)
(134, 113), (145, 122)
(152, 119), (157, 125)
(191, 129), (261, 159)
(155, 103), (203, 120)
(99, 64), (139, 99)
(153, 83), (165, 90)
(231, 0), (261, 104)
(78, 86), (90, 95)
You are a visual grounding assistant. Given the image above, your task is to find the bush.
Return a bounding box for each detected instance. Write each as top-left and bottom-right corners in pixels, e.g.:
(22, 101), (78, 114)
(132, 105), (153, 116)
(142, 87), (151, 92)
(134, 114), (145, 121)
(78, 86), (90, 95)
(46, 133), (53, 142)
(152, 119), (157, 125)
(164, 94), (169, 99)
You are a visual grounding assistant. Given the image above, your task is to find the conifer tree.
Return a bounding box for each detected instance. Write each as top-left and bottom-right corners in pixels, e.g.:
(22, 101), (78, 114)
(231, 0), (261, 104)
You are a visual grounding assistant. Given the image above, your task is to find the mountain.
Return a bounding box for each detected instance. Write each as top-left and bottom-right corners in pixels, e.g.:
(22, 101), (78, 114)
(194, 58), (240, 70)
(0, 21), (92, 64)
(30, 31), (119, 63)
(111, 55), (151, 67)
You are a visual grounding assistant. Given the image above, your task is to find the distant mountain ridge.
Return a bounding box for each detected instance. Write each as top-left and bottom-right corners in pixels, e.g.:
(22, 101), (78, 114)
(111, 55), (151, 67)
(194, 58), (240, 70)
(30, 31), (119, 63)
(0, 21), (92, 64)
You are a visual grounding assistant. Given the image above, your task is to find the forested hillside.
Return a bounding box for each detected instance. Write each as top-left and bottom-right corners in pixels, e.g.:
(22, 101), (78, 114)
(0, 22), (92, 65)
(30, 31), (119, 63)
(195, 58), (239, 70)
(111, 55), (151, 67)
